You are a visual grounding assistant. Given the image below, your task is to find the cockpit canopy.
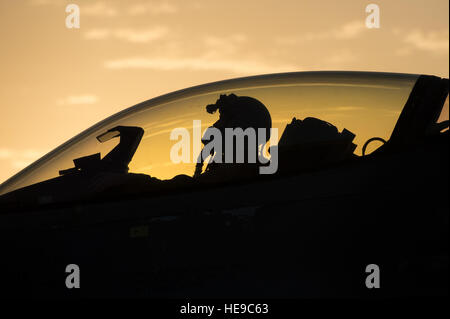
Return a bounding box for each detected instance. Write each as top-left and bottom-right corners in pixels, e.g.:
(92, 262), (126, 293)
(2, 71), (447, 200)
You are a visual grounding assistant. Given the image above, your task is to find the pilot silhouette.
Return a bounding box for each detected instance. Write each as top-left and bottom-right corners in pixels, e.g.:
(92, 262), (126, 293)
(194, 93), (272, 180)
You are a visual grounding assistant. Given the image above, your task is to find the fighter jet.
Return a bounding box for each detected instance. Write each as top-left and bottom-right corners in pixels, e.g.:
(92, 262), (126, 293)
(0, 71), (448, 298)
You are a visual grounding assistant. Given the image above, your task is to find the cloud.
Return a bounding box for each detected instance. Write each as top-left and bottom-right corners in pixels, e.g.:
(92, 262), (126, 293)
(57, 95), (99, 105)
(128, 2), (178, 15)
(0, 148), (46, 170)
(102, 32), (297, 74)
(204, 34), (247, 46)
(82, 2), (118, 17)
(99, 32), (296, 75)
(0, 149), (14, 160)
(203, 34), (247, 57)
(403, 29), (449, 54)
(84, 29), (111, 40)
(276, 20), (367, 45)
(114, 27), (169, 43)
(84, 27), (169, 43)
(103, 56), (299, 75)
(335, 20), (366, 39)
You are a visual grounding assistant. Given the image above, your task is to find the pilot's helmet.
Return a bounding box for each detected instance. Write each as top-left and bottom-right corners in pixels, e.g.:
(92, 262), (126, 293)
(205, 93), (272, 145)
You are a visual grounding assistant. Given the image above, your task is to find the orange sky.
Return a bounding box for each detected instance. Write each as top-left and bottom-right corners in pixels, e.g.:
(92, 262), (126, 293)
(0, 0), (449, 184)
